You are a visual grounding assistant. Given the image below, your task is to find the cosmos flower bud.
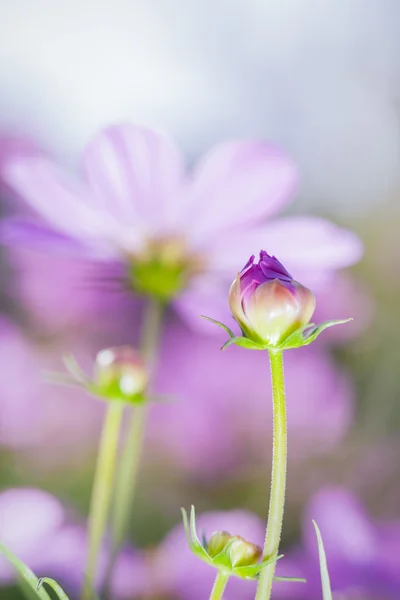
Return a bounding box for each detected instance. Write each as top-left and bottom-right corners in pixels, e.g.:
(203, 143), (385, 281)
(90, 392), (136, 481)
(229, 250), (316, 348)
(229, 536), (263, 567)
(207, 531), (233, 558)
(94, 346), (148, 403)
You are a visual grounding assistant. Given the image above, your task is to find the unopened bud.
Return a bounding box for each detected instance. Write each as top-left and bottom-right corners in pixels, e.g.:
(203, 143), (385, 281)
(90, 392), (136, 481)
(229, 536), (262, 567)
(229, 250), (315, 347)
(94, 346), (148, 403)
(207, 530), (233, 558)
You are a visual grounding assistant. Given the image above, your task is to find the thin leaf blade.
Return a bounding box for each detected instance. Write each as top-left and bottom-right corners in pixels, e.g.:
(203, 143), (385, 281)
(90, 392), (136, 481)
(38, 577), (70, 600)
(313, 520), (333, 600)
(0, 543), (51, 600)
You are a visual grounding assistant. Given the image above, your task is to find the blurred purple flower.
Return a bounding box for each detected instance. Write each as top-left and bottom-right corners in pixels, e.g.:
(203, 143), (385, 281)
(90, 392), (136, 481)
(0, 125), (362, 325)
(0, 488), (65, 582)
(0, 318), (104, 465)
(275, 487), (400, 599)
(148, 322), (353, 476)
(0, 487), (146, 598)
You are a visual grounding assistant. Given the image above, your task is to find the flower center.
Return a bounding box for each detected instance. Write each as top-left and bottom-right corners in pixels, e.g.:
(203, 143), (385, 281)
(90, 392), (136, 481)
(128, 235), (205, 301)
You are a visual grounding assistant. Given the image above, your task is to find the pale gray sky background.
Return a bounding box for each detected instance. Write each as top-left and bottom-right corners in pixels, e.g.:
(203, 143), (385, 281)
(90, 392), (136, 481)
(1, 0), (399, 215)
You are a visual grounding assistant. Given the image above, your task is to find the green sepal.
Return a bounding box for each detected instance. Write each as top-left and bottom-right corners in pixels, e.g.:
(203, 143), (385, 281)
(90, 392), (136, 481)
(313, 520), (333, 600)
(280, 319), (352, 349)
(181, 505), (282, 580)
(233, 554), (283, 579)
(50, 354), (149, 407)
(201, 315), (235, 338)
(273, 575), (307, 583)
(181, 506), (210, 563)
(301, 319), (352, 345)
(63, 353), (92, 386)
(86, 384), (147, 406)
(37, 578), (70, 600)
(0, 542), (52, 600)
(204, 314), (352, 352)
(221, 337), (266, 351)
(212, 538), (238, 570)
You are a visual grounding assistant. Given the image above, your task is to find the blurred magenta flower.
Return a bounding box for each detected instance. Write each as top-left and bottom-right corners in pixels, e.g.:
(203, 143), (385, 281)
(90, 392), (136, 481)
(0, 488), (65, 582)
(0, 125), (362, 323)
(229, 250), (316, 346)
(148, 322), (353, 476)
(275, 487), (400, 599)
(0, 318), (104, 465)
(0, 487), (146, 597)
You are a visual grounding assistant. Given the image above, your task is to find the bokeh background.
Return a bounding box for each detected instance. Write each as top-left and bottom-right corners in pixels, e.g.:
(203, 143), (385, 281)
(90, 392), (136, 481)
(0, 1), (399, 599)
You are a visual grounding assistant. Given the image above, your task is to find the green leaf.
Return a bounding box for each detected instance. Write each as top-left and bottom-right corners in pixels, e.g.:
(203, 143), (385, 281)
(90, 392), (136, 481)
(0, 543), (51, 600)
(37, 578), (70, 600)
(313, 520), (333, 600)
(221, 337), (266, 351)
(201, 316), (235, 338)
(302, 319), (352, 346)
(273, 576), (306, 583)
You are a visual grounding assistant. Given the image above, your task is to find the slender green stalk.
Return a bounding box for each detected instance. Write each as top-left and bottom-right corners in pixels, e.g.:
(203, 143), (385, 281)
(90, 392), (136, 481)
(109, 298), (163, 563)
(81, 402), (124, 600)
(209, 571), (230, 600)
(256, 349), (287, 600)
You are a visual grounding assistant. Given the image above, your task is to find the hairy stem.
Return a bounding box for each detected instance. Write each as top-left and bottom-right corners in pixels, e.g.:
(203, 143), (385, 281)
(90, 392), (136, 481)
(256, 349), (287, 600)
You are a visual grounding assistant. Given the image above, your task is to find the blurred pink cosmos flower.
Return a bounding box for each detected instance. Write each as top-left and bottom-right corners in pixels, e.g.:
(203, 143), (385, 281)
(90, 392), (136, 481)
(275, 487), (400, 599)
(0, 124), (362, 324)
(0, 319), (104, 466)
(0, 487), (146, 598)
(0, 488), (65, 583)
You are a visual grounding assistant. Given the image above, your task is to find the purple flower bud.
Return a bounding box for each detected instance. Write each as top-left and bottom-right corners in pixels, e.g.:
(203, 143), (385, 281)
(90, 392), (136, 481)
(94, 346), (148, 402)
(229, 250), (316, 347)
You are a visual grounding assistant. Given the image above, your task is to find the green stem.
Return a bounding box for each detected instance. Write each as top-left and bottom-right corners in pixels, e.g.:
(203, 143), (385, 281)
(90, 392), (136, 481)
(81, 402), (124, 600)
(109, 298), (163, 567)
(256, 349), (287, 600)
(209, 571), (230, 600)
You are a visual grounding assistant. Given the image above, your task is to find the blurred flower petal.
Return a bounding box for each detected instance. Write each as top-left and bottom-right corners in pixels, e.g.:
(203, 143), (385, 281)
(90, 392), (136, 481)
(210, 216), (363, 289)
(187, 141), (298, 244)
(82, 124), (185, 229)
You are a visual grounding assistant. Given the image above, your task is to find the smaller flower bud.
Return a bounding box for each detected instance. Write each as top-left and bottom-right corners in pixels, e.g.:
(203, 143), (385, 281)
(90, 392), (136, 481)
(229, 250), (316, 347)
(207, 531), (233, 558)
(94, 346), (148, 403)
(229, 536), (263, 567)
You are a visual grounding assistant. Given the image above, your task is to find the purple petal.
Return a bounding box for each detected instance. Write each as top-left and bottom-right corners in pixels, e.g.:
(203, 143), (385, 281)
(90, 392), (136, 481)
(1, 154), (101, 240)
(0, 488), (65, 581)
(186, 141), (298, 244)
(82, 123), (185, 231)
(0, 218), (91, 255)
(209, 216), (363, 289)
(303, 488), (377, 565)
